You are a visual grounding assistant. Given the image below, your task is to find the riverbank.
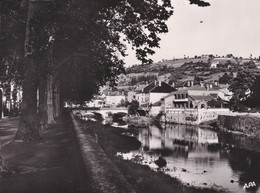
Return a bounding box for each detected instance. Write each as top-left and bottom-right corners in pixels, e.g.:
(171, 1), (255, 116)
(82, 120), (226, 193)
(217, 115), (260, 139)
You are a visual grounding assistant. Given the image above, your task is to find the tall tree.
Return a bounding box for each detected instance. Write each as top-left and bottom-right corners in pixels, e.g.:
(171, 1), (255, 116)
(0, 0), (211, 171)
(15, 1), (43, 141)
(247, 75), (260, 108)
(1, 0), (210, 141)
(229, 61), (259, 111)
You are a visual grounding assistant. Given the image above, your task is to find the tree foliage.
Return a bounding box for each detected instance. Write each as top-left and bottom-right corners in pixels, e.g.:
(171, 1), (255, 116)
(247, 75), (260, 108)
(188, 0), (210, 6)
(55, 1), (171, 103)
(194, 75), (204, 85)
(219, 72), (233, 84)
(0, 1), (26, 85)
(1, 0), (210, 104)
(128, 97), (139, 115)
(229, 61), (260, 111)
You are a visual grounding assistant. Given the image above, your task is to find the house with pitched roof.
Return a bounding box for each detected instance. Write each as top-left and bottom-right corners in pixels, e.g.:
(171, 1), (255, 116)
(135, 81), (176, 107)
(162, 90), (215, 110)
(160, 88), (230, 125)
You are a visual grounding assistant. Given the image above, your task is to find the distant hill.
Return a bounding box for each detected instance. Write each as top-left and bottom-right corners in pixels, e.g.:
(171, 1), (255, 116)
(122, 56), (259, 86)
(127, 57), (210, 74)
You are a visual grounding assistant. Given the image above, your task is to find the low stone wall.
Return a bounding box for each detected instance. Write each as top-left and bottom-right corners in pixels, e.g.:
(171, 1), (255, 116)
(164, 109), (199, 125)
(163, 108), (230, 125)
(217, 115), (260, 138)
(70, 114), (136, 193)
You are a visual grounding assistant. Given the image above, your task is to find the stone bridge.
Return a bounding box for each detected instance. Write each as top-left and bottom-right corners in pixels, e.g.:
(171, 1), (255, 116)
(73, 107), (128, 119)
(93, 108), (128, 119)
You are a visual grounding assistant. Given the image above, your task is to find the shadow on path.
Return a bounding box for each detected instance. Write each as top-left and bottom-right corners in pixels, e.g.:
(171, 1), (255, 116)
(0, 113), (92, 193)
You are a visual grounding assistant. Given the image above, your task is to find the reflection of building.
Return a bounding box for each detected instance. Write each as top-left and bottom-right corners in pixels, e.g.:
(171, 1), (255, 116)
(121, 123), (256, 193)
(137, 124), (219, 157)
(197, 128), (219, 144)
(138, 126), (189, 158)
(188, 149), (220, 159)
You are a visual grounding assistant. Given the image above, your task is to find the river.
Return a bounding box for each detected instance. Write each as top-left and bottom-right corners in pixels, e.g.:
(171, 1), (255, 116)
(117, 123), (260, 193)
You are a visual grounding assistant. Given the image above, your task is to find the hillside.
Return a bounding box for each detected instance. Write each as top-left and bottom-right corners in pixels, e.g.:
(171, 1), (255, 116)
(126, 57), (210, 74)
(122, 56), (260, 86)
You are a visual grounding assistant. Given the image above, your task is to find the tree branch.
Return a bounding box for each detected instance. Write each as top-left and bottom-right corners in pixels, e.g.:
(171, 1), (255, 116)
(55, 53), (89, 70)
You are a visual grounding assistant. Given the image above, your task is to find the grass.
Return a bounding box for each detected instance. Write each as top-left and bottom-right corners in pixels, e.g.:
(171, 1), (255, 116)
(83, 121), (227, 193)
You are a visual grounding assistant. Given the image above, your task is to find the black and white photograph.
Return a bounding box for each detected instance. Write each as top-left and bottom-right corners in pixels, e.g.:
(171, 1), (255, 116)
(0, 0), (260, 193)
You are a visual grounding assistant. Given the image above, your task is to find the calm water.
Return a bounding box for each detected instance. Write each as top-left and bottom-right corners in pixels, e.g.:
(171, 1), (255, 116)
(117, 123), (260, 193)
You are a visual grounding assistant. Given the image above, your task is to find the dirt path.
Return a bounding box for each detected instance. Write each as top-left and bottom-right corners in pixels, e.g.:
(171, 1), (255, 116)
(0, 117), (19, 147)
(0, 114), (92, 193)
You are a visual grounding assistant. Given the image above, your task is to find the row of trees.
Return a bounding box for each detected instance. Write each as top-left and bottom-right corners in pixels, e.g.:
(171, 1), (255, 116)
(0, 0), (210, 171)
(130, 74), (157, 85)
(0, 0), (175, 141)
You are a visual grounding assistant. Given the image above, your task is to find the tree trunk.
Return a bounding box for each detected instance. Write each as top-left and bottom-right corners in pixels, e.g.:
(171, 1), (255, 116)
(0, 154), (5, 173)
(15, 58), (40, 141)
(53, 79), (61, 118)
(38, 68), (48, 129)
(46, 74), (55, 124)
(0, 0), (2, 37)
(15, 2), (40, 141)
(0, 1), (4, 172)
(0, 140), (4, 172)
(0, 137), (7, 173)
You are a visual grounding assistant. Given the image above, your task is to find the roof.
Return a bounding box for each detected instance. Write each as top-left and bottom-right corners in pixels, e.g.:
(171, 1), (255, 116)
(187, 85), (220, 91)
(189, 95), (214, 101)
(150, 82), (176, 93)
(175, 81), (186, 88)
(143, 82), (156, 93)
(179, 76), (194, 82)
(141, 81), (176, 93)
(175, 76), (194, 88)
(134, 84), (147, 92)
(209, 94), (218, 99)
(187, 85), (207, 91)
(152, 101), (161, 106)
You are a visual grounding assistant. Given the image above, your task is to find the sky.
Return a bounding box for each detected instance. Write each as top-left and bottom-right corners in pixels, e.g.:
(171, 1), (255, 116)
(124, 0), (260, 67)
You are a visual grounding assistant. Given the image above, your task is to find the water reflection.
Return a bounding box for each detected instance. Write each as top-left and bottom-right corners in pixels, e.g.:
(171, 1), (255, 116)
(118, 124), (260, 193)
